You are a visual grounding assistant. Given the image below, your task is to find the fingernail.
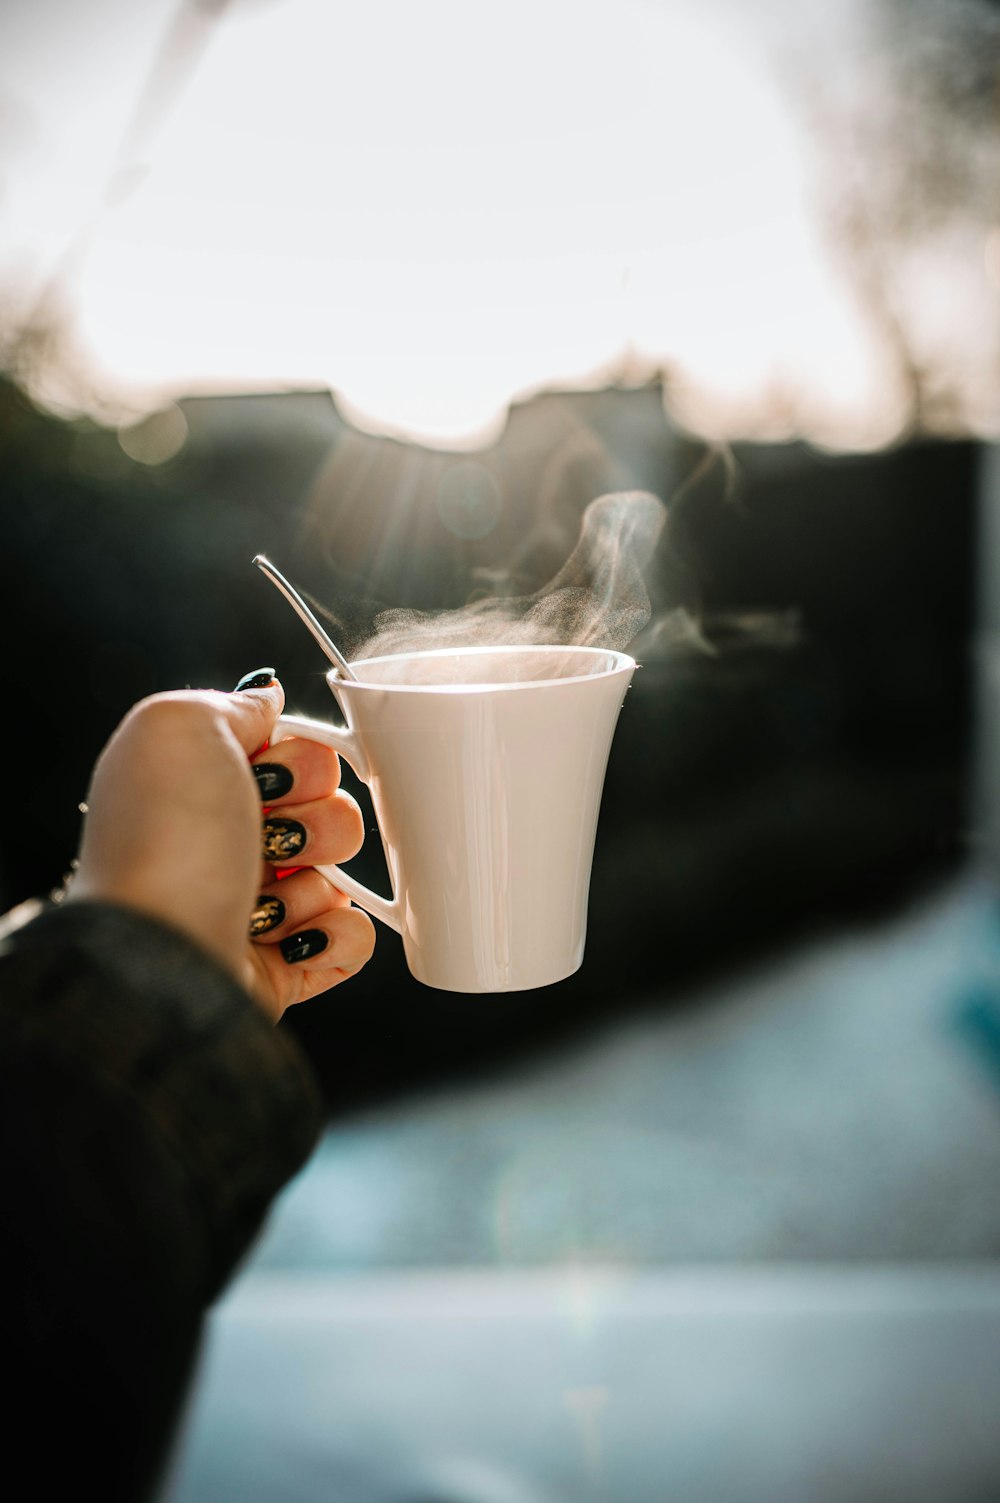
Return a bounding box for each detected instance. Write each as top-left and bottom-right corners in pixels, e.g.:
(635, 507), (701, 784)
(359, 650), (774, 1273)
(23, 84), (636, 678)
(252, 762), (294, 800)
(235, 667), (276, 692)
(249, 895), (285, 936)
(280, 928), (329, 964)
(262, 817), (306, 862)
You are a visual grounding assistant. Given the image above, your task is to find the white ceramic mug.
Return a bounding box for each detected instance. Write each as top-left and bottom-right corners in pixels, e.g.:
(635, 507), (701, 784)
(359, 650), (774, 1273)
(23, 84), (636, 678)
(272, 643), (635, 993)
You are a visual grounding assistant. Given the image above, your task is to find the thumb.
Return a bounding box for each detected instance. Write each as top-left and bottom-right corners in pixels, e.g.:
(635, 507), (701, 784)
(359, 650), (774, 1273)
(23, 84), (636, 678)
(223, 668), (286, 755)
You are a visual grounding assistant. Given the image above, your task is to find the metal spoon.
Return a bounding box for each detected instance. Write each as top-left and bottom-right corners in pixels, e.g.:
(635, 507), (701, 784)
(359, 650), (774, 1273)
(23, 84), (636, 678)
(253, 554), (359, 681)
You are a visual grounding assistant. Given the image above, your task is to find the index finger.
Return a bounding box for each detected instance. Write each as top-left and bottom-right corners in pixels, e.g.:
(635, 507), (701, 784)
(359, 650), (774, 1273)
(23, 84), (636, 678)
(249, 735), (342, 805)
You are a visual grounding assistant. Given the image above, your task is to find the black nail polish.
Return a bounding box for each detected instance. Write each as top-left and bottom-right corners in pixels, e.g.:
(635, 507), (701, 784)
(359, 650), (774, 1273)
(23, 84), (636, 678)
(249, 895), (285, 937)
(262, 817), (306, 862)
(252, 762), (294, 800)
(280, 928), (328, 964)
(235, 667), (276, 692)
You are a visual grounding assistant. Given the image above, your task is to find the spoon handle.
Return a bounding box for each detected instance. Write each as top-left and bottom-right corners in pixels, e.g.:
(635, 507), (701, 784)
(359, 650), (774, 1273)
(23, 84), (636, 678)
(253, 555), (359, 681)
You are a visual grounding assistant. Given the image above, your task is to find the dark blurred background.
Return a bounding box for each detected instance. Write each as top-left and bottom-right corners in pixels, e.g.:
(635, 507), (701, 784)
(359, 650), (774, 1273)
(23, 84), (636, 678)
(0, 374), (981, 1109)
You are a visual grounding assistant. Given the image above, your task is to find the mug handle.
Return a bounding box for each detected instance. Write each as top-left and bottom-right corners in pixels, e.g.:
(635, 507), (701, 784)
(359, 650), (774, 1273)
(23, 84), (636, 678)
(271, 713), (403, 934)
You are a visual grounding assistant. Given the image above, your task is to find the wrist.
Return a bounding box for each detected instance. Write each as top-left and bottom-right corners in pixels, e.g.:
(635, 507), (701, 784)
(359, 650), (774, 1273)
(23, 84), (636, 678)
(67, 872), (248, 989)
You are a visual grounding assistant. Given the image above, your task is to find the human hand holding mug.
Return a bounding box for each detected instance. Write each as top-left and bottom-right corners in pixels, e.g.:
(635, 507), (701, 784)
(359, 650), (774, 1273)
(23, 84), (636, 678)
(68, 673), (375, 1019)
(272, 644), (635, 993)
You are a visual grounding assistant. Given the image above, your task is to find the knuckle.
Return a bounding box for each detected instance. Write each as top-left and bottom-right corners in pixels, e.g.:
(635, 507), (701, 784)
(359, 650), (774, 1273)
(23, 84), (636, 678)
(287, 737), (340, 789)
(306, 868), (341, 912)
(339, 792), (365, 859)
(360, 915), (376, 961)
(128, 690), (220, 729)
(124, 693), (208, 740)
(340, 908), (376, 968)
(318, 743), (341, 783)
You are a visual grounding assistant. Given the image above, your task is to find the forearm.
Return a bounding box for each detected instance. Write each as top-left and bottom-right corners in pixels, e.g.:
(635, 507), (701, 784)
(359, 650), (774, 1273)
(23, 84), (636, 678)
(0, 900), (324, 1499)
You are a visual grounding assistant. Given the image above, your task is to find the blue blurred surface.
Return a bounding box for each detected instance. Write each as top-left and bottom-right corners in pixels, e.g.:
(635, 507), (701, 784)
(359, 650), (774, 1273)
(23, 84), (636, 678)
(164, 1267), (1000, 1503)
(163, 875), (1000, 1500)
(252, 874), (1000, 1268)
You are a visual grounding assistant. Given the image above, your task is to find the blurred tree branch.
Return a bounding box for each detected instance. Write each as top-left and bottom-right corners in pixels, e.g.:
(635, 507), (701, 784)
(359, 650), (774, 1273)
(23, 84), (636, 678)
(779, 0), (1000, 435)
(1, 0), (237, 407)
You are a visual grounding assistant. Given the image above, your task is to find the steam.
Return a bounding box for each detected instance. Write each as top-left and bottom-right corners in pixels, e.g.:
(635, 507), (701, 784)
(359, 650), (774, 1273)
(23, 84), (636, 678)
(353, 490), (668, 660)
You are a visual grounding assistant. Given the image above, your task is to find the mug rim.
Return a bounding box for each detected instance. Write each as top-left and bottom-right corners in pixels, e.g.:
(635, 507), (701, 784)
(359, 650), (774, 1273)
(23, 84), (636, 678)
(328, 642), (637, 692)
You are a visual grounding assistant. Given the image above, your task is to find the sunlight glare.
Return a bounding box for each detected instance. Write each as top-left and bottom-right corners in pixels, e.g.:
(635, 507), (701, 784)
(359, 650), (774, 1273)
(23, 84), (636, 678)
(65, 0), (865, 443)
(3, 0), (978, 447)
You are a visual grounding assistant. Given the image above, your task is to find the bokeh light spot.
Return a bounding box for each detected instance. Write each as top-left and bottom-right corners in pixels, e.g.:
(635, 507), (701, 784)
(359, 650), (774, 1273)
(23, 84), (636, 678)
(436, 461), (503, 540)
(117, 403), (188, 466)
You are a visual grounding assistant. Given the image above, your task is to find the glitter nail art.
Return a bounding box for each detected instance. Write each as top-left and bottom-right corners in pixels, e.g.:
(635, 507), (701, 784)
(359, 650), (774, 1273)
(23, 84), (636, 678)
(249, 895), (285, 936)
(262, 817), (306, 862)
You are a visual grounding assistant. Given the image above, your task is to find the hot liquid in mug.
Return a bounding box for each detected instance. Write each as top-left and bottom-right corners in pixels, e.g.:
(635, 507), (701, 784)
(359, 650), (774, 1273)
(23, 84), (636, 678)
(272, 644), (635, 992)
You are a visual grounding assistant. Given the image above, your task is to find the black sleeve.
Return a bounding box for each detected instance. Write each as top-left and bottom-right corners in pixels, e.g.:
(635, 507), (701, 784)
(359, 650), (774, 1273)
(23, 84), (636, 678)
(0, 900), (324, 1502)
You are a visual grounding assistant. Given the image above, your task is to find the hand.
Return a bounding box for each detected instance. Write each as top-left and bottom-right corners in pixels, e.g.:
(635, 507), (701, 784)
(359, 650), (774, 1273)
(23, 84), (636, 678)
(68, 673), (375, 1019)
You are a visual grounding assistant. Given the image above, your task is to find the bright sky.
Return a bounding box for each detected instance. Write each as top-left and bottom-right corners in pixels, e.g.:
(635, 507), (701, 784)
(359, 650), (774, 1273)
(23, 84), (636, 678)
(0, 0), (985, 447)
